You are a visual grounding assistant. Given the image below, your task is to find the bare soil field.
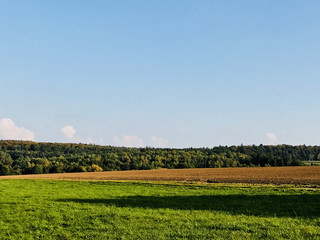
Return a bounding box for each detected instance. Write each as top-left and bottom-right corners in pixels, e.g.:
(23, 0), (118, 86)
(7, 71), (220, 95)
(1, 166), (320, 185)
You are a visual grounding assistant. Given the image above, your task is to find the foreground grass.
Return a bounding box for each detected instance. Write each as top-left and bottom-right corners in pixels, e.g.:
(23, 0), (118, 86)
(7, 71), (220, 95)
(0, 180), (319, 239)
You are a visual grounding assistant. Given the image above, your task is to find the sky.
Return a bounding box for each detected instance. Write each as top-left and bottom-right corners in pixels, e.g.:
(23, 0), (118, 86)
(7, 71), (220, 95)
(1, 0), (320, 148)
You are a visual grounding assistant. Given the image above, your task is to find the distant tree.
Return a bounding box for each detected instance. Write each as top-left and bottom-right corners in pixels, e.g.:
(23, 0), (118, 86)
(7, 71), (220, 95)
(0, 151), (13, 165)
(0, 140), (313, 176)
(0, 164), (14, 175)
(88, 164), (103, 172)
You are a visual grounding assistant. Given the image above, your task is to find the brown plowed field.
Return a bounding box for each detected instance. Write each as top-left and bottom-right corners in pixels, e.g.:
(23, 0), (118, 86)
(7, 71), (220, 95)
(1, 166), (320, 185)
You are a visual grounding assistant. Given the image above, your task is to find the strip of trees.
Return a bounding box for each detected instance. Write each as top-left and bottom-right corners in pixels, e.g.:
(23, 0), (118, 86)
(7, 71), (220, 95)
(0, 140), (319, 175)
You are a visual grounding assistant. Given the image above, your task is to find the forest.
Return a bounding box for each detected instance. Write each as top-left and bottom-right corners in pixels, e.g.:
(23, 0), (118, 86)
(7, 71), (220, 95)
(0, 140), (319, 175)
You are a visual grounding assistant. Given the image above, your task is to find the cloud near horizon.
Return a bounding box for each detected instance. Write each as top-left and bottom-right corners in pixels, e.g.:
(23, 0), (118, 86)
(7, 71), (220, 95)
(61, 125), (76, 140)
(0, 118), (35, 141)
(266, 132), (277, 144)
(151, 135), (168, 148)
(61, 125), (94, 144)
(113, 135), (144, 147)
(112, 135), (168, 148)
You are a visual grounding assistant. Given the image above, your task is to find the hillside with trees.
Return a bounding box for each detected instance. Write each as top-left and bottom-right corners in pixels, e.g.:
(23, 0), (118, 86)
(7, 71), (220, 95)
(0, 140), (319, 176)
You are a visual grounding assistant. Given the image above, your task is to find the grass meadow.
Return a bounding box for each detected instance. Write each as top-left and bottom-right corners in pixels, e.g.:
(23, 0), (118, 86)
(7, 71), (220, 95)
(0, 179), (319, 239)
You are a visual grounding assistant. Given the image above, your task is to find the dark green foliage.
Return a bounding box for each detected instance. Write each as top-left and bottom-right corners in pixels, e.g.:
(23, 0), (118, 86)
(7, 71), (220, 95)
(0, 140), (318, 175)
(0, 151), (14, 175)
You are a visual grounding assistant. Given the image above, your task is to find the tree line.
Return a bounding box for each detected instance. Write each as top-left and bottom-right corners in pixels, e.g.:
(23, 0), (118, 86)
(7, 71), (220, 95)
(0, 140), (319, 175)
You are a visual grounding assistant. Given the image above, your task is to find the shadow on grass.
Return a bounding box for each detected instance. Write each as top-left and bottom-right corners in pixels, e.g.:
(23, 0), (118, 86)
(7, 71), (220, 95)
(57, 194), (320, 218)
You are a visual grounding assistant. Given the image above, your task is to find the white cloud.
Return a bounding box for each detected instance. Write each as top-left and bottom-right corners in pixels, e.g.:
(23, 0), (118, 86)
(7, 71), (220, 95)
(61, 125), (76, 140)
(151, 135), (168, 148)
(113, 135), (144, 147)
(0, 118), (35, 141)
(61, 125), (97, 144)
(85, 136), (94, 144)
(266, 132), (277, 144)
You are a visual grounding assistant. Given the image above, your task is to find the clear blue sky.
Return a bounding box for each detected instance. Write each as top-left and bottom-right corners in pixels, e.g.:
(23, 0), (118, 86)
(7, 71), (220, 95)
(1, 0), (320, 147)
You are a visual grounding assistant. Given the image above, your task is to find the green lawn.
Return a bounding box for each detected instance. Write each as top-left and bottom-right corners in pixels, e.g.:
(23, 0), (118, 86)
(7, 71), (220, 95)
(0, 180), (319, 239)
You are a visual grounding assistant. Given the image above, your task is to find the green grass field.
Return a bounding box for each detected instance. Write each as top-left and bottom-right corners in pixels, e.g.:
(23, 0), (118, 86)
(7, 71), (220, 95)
(0, 180), (319, 239)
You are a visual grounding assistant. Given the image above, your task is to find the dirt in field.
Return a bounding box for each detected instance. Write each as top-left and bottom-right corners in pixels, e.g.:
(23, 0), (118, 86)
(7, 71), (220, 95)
(1, 166), (320, 185)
